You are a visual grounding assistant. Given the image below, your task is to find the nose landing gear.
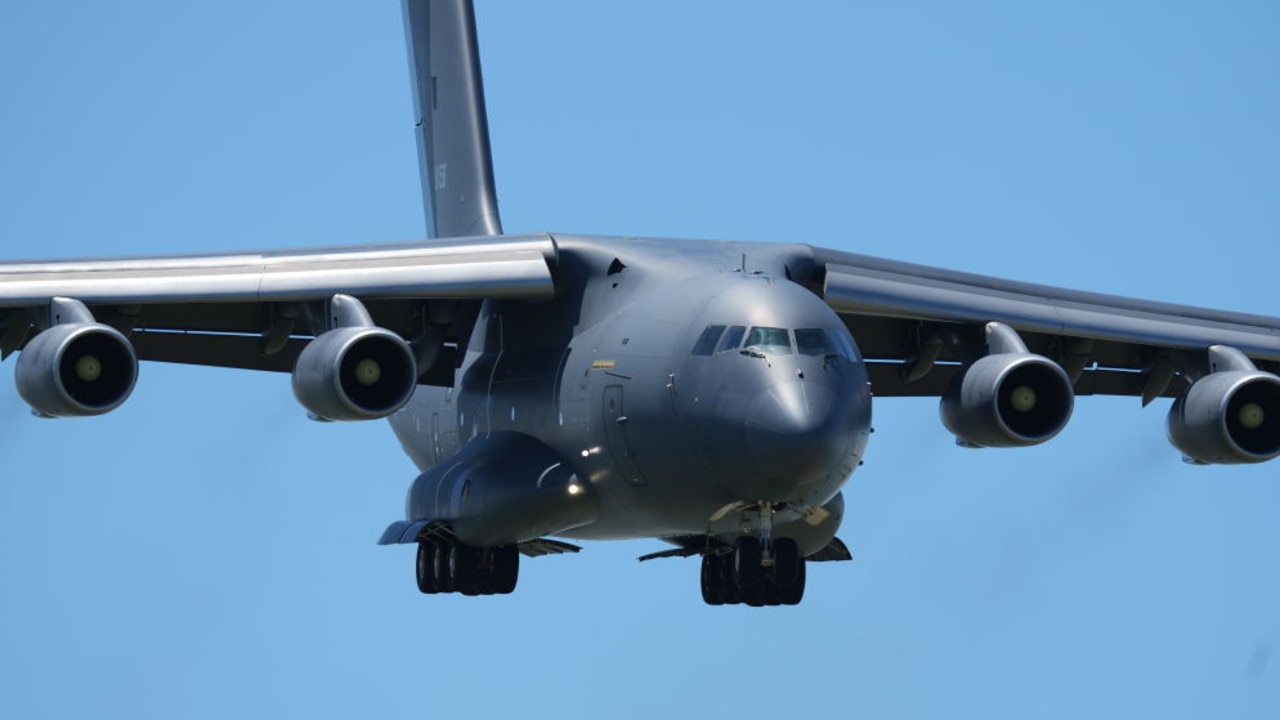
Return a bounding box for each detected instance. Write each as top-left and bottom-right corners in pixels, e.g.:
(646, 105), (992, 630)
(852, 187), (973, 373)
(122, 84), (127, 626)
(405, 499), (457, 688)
(700, 535), (806, 606)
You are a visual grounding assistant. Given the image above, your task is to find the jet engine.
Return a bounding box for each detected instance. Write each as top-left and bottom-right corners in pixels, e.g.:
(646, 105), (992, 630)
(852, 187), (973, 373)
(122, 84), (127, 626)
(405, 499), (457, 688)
(292, 326), (418, 421)
(16, 322), (138, 417)
(941, 352), (1075, 448)
(1167, 370), (1280, 464)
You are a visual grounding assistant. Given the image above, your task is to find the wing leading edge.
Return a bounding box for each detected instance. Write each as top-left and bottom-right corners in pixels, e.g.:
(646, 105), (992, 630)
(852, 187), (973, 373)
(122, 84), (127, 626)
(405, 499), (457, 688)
(0, 234), (557, 377)
(805, 245), (1280, 400)
(0, 234), (554, 307)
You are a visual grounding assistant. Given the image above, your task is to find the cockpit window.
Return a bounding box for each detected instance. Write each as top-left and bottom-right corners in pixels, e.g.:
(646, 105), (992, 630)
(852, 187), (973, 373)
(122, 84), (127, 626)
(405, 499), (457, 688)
(691, 325), (725, 356)
(795, 328), (837, 356)
(696, 325), (856, 359)
(829, 329), (859, 360)
(716, 325), (747, 353)
(744, 327), (793, 355)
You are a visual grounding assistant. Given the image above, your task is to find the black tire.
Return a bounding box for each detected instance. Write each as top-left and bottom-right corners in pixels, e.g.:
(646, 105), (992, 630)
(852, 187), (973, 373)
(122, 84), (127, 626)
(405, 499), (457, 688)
(476, 547), (498, 595)
(477, 563), (497, 595)
(450, 543), (481, 596)
(779, 558), (806, 606)
(741, 582), (766, 607)
(492, 545), (520, 595)
(733, 536), (762, 588)
(761, 579), (781, 607)
(433, 540), (453, 593)
(773, 537), (801, 588)
(701, 554), (724, 605)
(416, 541), (438, 594)
(718, 553), (740, 604)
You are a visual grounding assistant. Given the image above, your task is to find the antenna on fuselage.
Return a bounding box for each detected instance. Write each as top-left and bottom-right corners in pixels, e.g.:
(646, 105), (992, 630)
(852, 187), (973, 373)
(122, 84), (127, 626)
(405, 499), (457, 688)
(401, 0), (503, 238)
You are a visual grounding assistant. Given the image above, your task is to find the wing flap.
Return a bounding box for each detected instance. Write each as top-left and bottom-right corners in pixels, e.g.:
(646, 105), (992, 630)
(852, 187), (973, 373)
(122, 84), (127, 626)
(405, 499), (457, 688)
(129, 332), (304, 373)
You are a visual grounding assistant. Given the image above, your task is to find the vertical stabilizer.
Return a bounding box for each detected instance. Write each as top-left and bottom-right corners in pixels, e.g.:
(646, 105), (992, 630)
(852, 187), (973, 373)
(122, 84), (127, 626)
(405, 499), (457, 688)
(402, 0), (503, 238)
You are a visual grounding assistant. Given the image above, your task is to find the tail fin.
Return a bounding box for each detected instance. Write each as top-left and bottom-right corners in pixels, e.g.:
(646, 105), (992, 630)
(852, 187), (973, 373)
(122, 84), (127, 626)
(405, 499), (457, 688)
(401, 0), (503, 238)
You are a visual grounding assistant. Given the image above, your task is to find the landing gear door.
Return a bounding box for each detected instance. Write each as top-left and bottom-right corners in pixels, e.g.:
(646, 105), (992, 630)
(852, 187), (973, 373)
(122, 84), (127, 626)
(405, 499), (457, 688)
(603, 384), (647, 486)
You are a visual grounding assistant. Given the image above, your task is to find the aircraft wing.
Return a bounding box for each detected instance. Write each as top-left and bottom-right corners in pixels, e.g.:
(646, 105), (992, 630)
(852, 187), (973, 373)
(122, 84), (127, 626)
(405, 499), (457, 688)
(806, 245), (1280, 400)
(0, 233), (556, 376)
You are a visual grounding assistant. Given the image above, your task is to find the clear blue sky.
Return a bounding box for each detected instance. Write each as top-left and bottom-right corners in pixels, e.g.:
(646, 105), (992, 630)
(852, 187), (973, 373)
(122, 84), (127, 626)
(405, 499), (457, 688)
(2, 2), (1278, 718)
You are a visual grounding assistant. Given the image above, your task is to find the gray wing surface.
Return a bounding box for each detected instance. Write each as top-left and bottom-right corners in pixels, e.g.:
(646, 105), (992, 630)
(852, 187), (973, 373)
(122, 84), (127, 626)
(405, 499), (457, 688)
(805, 245), (1280, 399)
(0, 234), (555, 376)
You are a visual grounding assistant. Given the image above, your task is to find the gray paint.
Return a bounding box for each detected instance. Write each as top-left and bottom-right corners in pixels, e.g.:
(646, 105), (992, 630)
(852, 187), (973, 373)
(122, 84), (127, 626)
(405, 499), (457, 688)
(824, 260), (1280, 361)
(402, 0), (502, 238)
(0, 234), (555, 306)
(2, 0), (1279, 603)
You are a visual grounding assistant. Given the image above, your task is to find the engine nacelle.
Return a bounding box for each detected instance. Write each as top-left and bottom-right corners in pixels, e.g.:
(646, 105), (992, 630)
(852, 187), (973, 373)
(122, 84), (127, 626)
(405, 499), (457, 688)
(1167, 370), (1280, 464)
(941, 353), (1075, 448)
(292, 326), (418, 421)
(16, 323), (138, 417)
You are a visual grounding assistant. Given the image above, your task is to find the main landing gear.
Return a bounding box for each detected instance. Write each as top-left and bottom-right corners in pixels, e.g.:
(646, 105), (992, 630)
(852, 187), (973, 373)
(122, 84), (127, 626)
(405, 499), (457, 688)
(416, 538), (519, 596)
(701, 536), (805, 606)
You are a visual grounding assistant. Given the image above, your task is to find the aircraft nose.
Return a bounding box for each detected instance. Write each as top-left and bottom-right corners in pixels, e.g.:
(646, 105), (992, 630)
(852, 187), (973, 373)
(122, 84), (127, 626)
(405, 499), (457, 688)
(743, 379), (848, 490)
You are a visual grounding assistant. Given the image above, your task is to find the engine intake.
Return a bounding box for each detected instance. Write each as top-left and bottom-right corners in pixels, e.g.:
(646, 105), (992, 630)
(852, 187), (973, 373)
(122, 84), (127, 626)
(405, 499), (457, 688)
(292, 326), (418, 421)
(941, 353), (1075, 448)
(1167, 370), (1280, 464)
(16, 323), (138, 417)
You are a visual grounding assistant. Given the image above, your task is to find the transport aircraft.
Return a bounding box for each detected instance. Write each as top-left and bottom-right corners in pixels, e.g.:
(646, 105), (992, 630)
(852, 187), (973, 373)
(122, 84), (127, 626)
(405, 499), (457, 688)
(2, 0), (1278, 607)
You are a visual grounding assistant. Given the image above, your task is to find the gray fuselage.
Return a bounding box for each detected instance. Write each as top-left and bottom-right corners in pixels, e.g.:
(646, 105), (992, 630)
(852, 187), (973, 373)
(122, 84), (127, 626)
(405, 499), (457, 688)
(388, 235), (873, 553)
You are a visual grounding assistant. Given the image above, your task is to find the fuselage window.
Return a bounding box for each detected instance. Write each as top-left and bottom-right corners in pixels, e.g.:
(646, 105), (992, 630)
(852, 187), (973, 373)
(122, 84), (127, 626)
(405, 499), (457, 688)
(795, 328), (838, 357)
(744, 326), (793, 355)
(691, 325), (726, 355)
(717, 325), (747, 353)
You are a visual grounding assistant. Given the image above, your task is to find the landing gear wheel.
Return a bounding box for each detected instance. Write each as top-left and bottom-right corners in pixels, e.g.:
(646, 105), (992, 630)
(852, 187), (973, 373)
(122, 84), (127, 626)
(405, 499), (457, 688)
(701, 554), (725, 605)
(699, 536), (807, 607)
(741, 583), (767, 607)
(772, 537), (800, 588)
(413, 538), (521, 597)
(779, 556), (806, 606)
(491, 545), (520, 595)
(432, 540), (453, 593)
(718, 554), (740, 604)
(733, 536), (762, 589)
(476, 547), (499, 596)
(450, 543), (482, 596)
(415, 541), (439, 594)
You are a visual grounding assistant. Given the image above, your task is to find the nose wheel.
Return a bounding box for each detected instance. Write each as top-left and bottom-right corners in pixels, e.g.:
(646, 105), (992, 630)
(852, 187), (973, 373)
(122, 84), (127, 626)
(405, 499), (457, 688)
(700, 536), (805, 606)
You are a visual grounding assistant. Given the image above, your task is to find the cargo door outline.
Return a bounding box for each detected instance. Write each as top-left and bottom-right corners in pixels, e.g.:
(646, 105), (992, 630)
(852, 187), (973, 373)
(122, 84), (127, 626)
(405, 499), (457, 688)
(603, 384), (647, 486)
